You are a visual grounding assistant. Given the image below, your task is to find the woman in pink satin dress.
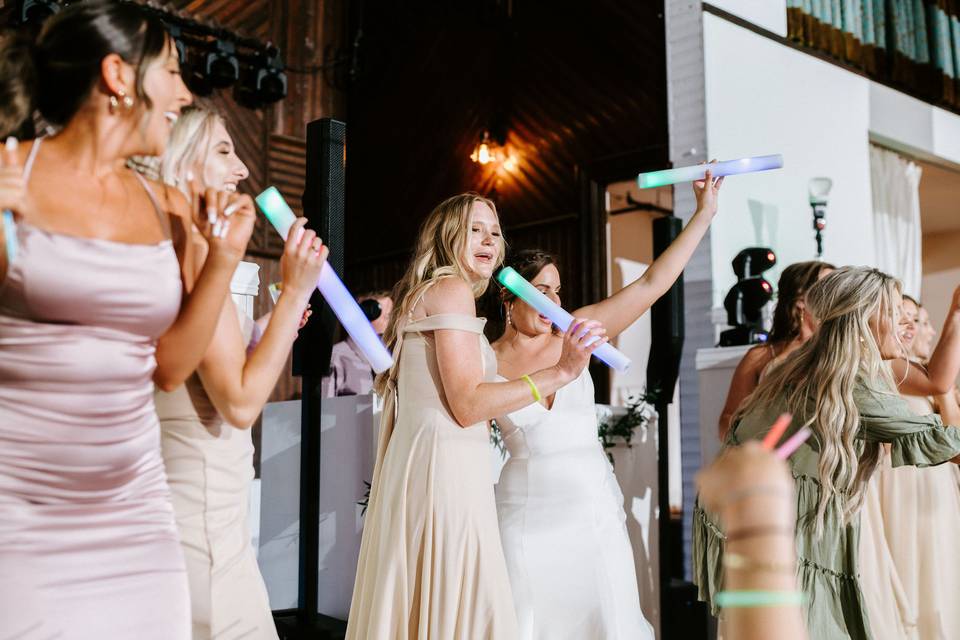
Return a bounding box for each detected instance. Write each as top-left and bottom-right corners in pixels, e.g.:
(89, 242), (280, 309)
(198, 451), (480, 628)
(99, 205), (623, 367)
(0, 3), (256, 638)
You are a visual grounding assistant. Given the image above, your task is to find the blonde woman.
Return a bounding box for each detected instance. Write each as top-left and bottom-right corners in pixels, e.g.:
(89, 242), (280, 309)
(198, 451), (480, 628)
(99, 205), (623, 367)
(693, 267), (960, 640)
(346, 193), (606, 639)
(156, 107), (328, 640)
(870, 294), (960, 640)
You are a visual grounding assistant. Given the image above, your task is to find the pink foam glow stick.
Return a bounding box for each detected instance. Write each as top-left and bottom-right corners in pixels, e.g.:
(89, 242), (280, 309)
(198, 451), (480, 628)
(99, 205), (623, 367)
(774, 427), (813, 460)
(761, 413), (793, 450)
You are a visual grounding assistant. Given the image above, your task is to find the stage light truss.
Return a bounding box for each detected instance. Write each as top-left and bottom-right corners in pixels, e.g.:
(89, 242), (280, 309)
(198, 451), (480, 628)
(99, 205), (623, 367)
(13, 0), (289, 108)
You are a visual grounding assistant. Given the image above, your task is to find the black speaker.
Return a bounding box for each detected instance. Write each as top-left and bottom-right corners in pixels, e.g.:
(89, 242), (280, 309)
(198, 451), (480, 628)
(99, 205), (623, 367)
(291, 118), (346, 631)
(646, 216), (684, 400)
(297, 119), (346, 378)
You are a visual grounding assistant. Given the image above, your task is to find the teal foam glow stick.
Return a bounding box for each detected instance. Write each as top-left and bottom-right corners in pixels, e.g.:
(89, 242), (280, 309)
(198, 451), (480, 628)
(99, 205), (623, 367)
(637, 154), (784, 189)
(497, 267), (631, 372)
(255, 187), (394, 373)
(1, 210), (16, 262)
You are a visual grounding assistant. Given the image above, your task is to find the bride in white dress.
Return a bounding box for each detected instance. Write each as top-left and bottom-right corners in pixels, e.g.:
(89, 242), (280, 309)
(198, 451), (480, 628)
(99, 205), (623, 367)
(491, 170), (722, 639)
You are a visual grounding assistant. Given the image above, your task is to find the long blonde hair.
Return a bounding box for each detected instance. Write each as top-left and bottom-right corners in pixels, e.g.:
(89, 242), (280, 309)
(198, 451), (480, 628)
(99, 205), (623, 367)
(160, 106), (224, 194)
(374, 193), (503, 395)
(736, 266), (902, 533)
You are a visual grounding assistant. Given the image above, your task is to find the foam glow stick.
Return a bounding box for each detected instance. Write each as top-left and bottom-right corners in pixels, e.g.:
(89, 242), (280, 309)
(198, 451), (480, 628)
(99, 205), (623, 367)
(1, 210), (16, 261)
(774, 427), (813, 460)
(497, 267), (631, 372)
(255, 187), (393, 373)
(636, 154), (784, 189)
(761, 413), (793, 451)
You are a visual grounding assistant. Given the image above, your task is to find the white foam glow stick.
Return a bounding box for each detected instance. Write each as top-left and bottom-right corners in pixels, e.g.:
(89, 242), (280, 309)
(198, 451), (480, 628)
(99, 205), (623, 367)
(255, 187), (394, 373)
(636, 154), (784, 188)
(497, 267), (631, 372)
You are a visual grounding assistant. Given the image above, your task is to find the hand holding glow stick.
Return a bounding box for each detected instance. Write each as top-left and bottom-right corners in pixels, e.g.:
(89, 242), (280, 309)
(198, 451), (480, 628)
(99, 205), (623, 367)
(497, 267), (631, 372)
(1, 137), (22, 261)
(637, 154), (783, 189)
(255, 187), (394, 373)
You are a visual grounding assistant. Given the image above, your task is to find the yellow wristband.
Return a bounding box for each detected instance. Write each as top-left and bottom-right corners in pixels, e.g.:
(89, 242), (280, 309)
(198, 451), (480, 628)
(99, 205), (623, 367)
(521, 374), (541, 402)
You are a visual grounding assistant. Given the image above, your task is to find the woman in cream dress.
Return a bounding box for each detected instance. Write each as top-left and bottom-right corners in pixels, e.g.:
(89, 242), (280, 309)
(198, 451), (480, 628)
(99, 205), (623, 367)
(156, 107), (328, 639)
(869, 295), (960, 640)
(857, 298), (923, 640)
(346, 193), (605, 640)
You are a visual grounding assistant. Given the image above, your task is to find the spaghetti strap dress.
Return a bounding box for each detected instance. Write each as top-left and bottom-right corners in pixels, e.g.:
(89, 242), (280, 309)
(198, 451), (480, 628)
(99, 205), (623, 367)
(0, 138), (190, 639)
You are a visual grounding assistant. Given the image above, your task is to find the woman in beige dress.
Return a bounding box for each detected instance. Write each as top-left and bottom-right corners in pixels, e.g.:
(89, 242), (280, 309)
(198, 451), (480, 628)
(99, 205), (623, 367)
(156, 107), (328, 639)
(346, 193), (606, 640)
(871, 294), (960, 640)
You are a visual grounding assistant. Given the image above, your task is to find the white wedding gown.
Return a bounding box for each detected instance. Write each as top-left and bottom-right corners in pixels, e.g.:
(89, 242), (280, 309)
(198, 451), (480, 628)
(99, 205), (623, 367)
(495, 368), (655, 640)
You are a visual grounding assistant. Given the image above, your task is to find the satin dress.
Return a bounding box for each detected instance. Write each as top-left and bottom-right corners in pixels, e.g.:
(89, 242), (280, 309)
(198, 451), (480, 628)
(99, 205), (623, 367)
(0, 138), (189, 639)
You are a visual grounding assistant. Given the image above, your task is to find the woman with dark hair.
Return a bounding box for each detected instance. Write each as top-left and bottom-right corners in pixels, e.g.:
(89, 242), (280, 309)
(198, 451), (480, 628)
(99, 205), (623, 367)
(0, 2), (256, 638)
(491, 171), (722, 639)
(718, 260), (835, 437)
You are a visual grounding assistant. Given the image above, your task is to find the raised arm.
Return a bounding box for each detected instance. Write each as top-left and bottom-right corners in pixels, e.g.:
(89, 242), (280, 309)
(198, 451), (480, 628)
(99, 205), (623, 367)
(196, 218), (327, 427)
(153, 185), (256, 391)
(429, 277), (605, 427)
(894, 286), (960, 396)
(573, 168), (722, 338)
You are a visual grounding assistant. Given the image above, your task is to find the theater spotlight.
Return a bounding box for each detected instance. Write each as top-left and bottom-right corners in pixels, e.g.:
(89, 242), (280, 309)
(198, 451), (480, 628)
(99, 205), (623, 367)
(166, 24), (188, 66)
(719, 247), (776, 347)
(732, 247), (777, 279)
(16, 0), (59, 26)
(205, 39), (239, 89)
(234, 46), (288, 108)
(182, 49), (214, 97)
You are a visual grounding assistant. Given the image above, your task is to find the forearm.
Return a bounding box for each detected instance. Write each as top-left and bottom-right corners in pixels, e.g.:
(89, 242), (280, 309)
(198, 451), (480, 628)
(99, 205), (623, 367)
(720, 496), (806, 640)
(225, 294), (306, 426)
(927, 307), (960, 393)
(583, 209), (711, 337)
(641, 208), (711, 295)
(154, 252), (238, 390)
(936, 390), (960, 426)
(449, 365), (572, 427)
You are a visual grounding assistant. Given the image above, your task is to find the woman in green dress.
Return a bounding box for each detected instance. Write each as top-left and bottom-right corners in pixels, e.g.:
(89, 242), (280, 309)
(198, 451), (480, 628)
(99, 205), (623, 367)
(693, 266), (960, 640)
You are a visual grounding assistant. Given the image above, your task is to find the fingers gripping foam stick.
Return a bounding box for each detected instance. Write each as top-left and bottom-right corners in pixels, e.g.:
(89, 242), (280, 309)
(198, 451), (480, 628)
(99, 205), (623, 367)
(497, 267), (631, 373)
(255, 187), (394, 373)
(637, 154), (784, 189)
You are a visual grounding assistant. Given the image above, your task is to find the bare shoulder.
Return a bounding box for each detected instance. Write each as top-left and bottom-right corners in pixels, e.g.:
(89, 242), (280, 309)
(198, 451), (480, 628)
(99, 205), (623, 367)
(738, 343), (775, 373)
(423, 276), (476, 316)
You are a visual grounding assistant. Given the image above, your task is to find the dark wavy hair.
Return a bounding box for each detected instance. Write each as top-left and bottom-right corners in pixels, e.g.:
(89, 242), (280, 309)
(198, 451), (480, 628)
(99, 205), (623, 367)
(0, 0), (170, 134)
(768, 260), (836, 344)
(485, 248), (561, 339)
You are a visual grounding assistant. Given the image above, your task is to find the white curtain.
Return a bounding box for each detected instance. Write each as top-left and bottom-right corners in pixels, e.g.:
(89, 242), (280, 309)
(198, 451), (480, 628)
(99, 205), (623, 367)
(870, 145), (923, 299)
